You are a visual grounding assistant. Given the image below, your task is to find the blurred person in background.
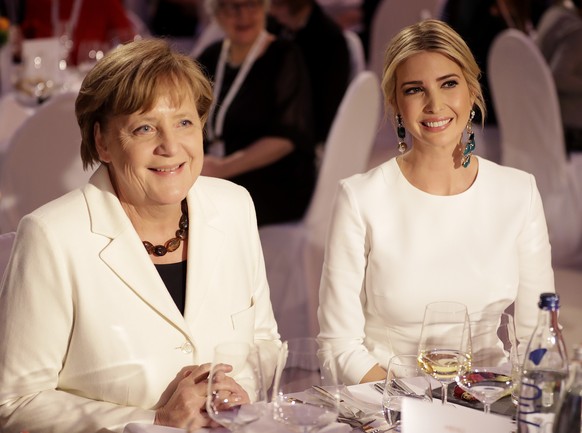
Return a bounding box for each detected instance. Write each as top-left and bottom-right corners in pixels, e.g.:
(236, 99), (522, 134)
(441, 0), (551, 126)
(149, 0), (204, 53)
(0, 0), (24, 62)
(268, 0), (350, 146)
(20, 0), (136, 65)
(315, 0), (362, 31)
(197, 0), (316, 226)
(536, 0), (582, 154)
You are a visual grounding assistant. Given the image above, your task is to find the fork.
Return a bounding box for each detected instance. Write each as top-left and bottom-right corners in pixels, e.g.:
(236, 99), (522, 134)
(363, 423), (399, 433)
(311, 385), (368, 420)
(374, 380), (426, 399)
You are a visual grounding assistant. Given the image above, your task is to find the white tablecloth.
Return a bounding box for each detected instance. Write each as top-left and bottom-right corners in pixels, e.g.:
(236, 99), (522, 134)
(0, 92), (34, 155)
(123, 383), (516, 433)
(0, 66), (83, 145)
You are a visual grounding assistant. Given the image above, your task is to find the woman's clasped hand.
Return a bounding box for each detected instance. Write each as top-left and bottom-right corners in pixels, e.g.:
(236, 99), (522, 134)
(154, 365), (213, 428)
(154, 364), (250, 430)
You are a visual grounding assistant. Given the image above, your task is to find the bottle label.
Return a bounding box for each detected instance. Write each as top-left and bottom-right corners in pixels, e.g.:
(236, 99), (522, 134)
(517, 373), (566, 433)
(529, 348), (548, 366)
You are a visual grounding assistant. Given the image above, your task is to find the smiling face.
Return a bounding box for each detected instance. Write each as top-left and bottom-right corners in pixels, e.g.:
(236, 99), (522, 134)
(95, 91), (204, 209)
(216, 0), (265, 47)
(395, 51), (475, 153)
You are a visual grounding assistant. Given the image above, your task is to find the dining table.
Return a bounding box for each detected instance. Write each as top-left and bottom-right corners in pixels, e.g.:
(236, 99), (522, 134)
(0, 65), (84, 171)
(123, 382), (517, 433)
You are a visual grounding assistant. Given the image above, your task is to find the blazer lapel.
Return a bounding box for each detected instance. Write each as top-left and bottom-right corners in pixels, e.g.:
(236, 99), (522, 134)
(83, 166), (188, 334)
(184, 179), (225, 322)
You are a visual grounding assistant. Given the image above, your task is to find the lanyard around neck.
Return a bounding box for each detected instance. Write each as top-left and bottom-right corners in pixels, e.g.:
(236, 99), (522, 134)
(51, 0), (84, 40)
(207, 30), (269, 142)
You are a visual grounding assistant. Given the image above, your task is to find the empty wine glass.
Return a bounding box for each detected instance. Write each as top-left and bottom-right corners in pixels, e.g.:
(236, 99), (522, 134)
(272, 337), (340, 433)
(417, 301), (471, 405)
(382, 354), (433, 431)
(206, 341), (267, 432)
(456, 312), (518, 413)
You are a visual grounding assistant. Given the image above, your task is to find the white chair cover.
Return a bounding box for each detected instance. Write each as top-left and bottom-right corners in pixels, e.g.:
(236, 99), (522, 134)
(260, 71), (381, 339)
(368, 0), (442, 80)
(0, 92), (95, 232)
(488, 29), (582, 266)
(126, 10), (151, 37)
(0, 44), (14, 95)
(343, 29), (366, 81)
(0, 93), (34, 158)
(0, 231), (16, 284)
(190, 20), (224, 58)
(554, 267), (582, 351)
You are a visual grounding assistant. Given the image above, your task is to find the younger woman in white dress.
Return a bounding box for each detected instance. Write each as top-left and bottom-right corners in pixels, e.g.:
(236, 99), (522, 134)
(317, 19), (554, 385)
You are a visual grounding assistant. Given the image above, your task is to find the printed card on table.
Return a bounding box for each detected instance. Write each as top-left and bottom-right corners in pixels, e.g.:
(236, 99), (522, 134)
(401, 398), (515, 433)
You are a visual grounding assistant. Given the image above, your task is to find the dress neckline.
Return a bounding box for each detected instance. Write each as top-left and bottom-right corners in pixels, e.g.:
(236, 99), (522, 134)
(391, 156), (482, 199)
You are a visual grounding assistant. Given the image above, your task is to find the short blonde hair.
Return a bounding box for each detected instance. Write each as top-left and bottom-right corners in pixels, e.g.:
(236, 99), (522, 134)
(381, 19), (485, 124)
(76, 38), (213, 170)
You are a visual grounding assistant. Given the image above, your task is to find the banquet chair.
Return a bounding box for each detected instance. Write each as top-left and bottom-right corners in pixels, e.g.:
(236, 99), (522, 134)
(0, 231), (16, 283)
(126, 10), (151, 38)
(0, 93), (34, 157)
(344, 30), (366, 81)
(0, 92), (95, 233)
(368, 0), (442, 80)
(259, 71), (381, 339)
(488, 29), (582, 267)
(190, 20), (224, 58)
(554, 267), (582, 351)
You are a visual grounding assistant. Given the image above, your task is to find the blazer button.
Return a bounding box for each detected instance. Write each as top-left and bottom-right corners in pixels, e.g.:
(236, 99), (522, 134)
(180, 342), (193, 354)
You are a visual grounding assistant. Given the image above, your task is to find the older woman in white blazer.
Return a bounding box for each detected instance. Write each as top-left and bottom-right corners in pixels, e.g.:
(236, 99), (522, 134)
(0, 39), (280, 432)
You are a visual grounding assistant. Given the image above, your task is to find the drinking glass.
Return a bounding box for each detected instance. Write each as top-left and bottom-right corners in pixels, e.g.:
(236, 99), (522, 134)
(456, 312), (517, 413)
(206, 341), (267, 432)
(382, 354), (433, 431)
(76, 40), (108, 74)
(417, 301), (471, 404)
(272, 337), (340, 433)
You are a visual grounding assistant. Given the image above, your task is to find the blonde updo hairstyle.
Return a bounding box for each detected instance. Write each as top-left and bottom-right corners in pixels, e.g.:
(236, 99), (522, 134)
(381, 19), (486, 125)
(76, 38), (213, 170)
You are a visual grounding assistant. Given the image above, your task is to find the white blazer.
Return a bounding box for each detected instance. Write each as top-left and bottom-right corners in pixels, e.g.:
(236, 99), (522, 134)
(0, 166), (280, 433)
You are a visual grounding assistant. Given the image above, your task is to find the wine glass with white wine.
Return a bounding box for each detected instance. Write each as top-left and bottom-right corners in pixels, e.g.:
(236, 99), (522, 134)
(456, 312), (517, 413)
(417, 301), (471, 405)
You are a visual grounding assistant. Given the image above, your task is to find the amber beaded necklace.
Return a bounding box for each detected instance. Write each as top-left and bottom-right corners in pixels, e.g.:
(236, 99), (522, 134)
(142, 199), (189, 257)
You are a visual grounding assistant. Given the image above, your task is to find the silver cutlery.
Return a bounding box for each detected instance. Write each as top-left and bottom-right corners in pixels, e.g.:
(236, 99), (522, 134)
(374, 380), (426, 399)
(311, 385), (368, 420)
(363, 424), (399, 433)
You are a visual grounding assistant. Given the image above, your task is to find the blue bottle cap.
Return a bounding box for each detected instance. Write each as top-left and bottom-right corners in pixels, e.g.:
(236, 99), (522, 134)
(538, 292), (560, 310)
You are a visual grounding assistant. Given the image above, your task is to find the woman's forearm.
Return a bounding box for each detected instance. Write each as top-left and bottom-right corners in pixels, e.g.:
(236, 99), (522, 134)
(360, 364), (387, 384)
(210, 137), (294, 179)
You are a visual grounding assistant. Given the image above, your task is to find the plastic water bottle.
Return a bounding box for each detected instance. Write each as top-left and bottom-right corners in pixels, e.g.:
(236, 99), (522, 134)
(517, 293), (569, 433)
(553, 346), (582, 433)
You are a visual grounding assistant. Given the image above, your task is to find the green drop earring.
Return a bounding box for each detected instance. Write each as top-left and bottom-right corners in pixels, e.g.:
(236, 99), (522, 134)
(461, 110), (476, 168)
